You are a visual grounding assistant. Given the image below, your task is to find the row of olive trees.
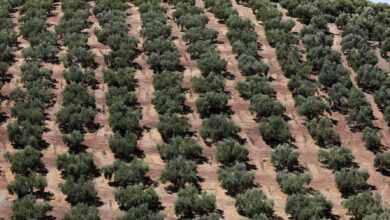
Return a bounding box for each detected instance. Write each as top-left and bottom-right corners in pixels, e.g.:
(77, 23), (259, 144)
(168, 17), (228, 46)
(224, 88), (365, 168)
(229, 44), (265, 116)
(237, 0), (345, 218)
(4, 0), (57, 219)
(53, 0), (102, 218)
(204, 0), (299, 219)
(95, 0), (164, 219)
(0, 1), (17, 103)
(267, 0), (390, 218)
(170, 1), (239, 218)
(137, 1), (222, 219)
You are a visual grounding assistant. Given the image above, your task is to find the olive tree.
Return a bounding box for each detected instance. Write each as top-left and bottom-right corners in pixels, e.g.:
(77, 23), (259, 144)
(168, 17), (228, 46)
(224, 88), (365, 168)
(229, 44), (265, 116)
(174, 186), (217, 219)
(307, 117), (340, 147)
(374, 152), (390, 174)
(57, 152), (97, 179)
(217, 163), (254, 196)
(103, 159), (149, 187)
(196, 92), (229, 117)
(342, 192), (383, 220)
(259, 116), (291, 145)
(285, 192), (333, 220)
(276, 172), (312, 195)
(200, 114), (241, 142)
(4, 146), (45, 175)
(63, 203), (99, 220)
(11, 194), (52, 220)
(160, 156), (198, 190)
(109, 132), (138, 161)
(198, 51), (227, 76)
(157, 114), (190, 142)
(216, 138), (248, 166)
(335, 168), (369, 197)
(157, 136), (202, 161)
(318, 146), (354, 171)
(60, 178), (98, 205)
(8, 173), (47, 198)
(235, 188), (274, 218)
(362, 127), (382, 152)
(250, 94), (285, 119)
(271, 144), (299, 171)
(115, 184), (159, 210)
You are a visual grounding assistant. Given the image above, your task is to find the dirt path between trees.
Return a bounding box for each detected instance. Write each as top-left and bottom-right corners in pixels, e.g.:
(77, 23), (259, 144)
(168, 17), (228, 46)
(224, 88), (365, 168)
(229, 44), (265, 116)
(84, 1), (122, 218)
(127, 3), (176, 219)
(230, 1), (348, 218)
(0, 8), (26, 220)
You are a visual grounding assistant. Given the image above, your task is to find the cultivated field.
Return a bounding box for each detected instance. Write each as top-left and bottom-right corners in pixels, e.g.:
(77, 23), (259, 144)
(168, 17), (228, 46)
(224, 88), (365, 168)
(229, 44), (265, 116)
(0, 0), (389, 219)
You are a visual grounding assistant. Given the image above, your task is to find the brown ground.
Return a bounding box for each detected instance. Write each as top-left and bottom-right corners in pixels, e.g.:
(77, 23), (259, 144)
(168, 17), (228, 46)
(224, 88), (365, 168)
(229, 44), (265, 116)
(1, 1), (389, 220)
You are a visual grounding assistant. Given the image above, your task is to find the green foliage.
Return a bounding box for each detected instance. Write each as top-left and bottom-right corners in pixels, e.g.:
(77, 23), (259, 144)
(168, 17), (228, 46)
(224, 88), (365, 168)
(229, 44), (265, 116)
(187, 40), (214, 58)
(342, 192), (383, 220)
(115, 184), (159, 210)
(198, 51), (227, 76)
(285, 192), (333, 220)
(191, 74), (225, 93)
(11, 194), (52, 220)
(356, 65), (386, 92)
(236, 76), (274, 100)
(297, 97), (329, 120)
(7, 121), (44, 149)
(200, 114), (241, 142)
(57, 152), (96, 179)
(160, 156), (198, 190)
(318, 146), (354, 171)
(362, 127), (382, 152)
(271, 144), (299, 172)
(63, 66), (95, 86)
(174, 186), (217, 219)
(217, 163), (254, 196)
(108, 103), (141, 135)
(60, 178), (98, 205)
(158, 136), (202, 161)
(335, 168), (369, 197)
(250, 94), (285, 119)
(8, 173), (47, 198)
(374, 152), (390, 174)
(259, 116), (291, 145)
(235, 188), (274, 218)
(196, 92), (228, 117)
(380, 37), (390, 57)
(118, 205), (164, 220)
(63, 203), (99, 220)
(103, 159), (149, 187)
(347, 46), (378, 70)
(4, 146), (44, 175)
(153, 87), (185, 114)
(62, 130), (84, 150)
(307, 117), (340, 147)
(157, 114), (190, 142)
(276, 172), (312, 195)
(183, 27), (218, 44)
(238, 54), (269, 76)
(148, 51), (181, 72)
(109, 132), (138, 160)
(152, 71), (182, 91)
(216, 138), (248, 166)
(346, 89), (374, 129)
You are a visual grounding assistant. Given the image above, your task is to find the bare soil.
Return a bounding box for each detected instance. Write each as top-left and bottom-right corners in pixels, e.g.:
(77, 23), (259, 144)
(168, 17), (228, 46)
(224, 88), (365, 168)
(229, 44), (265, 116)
(1, 1), (389, 219)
